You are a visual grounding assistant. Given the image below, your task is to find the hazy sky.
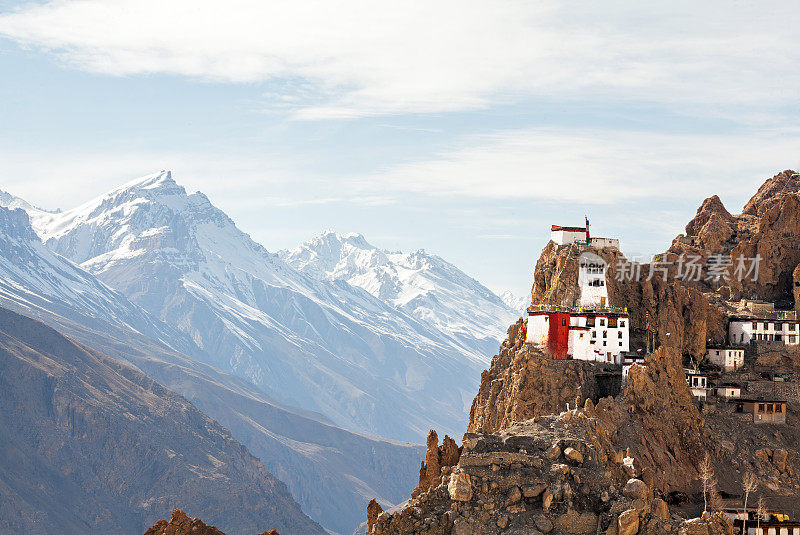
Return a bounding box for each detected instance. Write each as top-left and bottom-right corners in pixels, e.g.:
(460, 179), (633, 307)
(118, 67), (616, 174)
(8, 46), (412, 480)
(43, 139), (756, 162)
(1, 0), (798, 296)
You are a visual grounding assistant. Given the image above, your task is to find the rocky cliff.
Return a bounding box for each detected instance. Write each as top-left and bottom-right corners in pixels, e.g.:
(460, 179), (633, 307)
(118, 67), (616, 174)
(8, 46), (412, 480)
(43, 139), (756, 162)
(467, 322), (608, 434)
(144, 509), (280, 535)
(670, 169), (800, 306)
(368, 405), (733, 535)
(469, 342), (706, 494)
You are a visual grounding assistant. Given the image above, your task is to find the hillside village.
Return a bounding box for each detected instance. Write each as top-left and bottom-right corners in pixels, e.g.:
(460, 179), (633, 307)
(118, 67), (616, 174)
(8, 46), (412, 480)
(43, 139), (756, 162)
(525, 221), (793, 429)
(366, 171), (800, 535)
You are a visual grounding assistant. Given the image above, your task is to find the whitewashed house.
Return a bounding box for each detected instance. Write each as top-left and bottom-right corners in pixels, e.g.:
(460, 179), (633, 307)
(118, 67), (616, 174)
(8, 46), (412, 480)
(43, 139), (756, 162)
(685, 370), (710, 401)
(707, 346), (745, 371)
(526, 309), (630, 363)
(729, 318), (800, 346)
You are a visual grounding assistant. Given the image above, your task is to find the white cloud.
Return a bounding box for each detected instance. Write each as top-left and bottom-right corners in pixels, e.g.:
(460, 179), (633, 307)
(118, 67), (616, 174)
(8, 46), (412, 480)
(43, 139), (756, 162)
(0, 1), (798, 118)
(363, 128), (800, 204)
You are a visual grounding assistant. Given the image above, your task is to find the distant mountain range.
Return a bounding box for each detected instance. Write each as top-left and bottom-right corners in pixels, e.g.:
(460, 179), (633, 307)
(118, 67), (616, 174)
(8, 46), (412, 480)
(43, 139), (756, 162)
(0, 171), (518, 534)
(280, 230), (518, 360)
(8, 171), (515, 441)
(0, 200), (424, 534)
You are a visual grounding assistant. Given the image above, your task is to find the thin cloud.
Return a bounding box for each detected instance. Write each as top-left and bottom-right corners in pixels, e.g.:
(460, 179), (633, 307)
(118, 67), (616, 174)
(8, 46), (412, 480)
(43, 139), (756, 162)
(0, 1), (798, 118)
(361, 128), (800, 203)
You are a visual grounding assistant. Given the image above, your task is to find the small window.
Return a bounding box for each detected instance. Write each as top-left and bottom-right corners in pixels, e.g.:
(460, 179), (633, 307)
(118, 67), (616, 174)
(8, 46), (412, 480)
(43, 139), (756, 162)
(776, 334), (783, 342)
(603, 330), (607, 338)
(602, 341), (607, 347)
(592, 331), (597, 338)
(776, 404), (783, 413)
(752, 322), (758, 330)
(600, 319), (605, 326)
(618, 331), (623, 339)
(579, 333), (584, 339)
(620, 320), (625, 327)
(758, 404), (765, 413)
(619, 341), (623, 347)
(562, 318), (567, 327)
(767, 404), (773, 413)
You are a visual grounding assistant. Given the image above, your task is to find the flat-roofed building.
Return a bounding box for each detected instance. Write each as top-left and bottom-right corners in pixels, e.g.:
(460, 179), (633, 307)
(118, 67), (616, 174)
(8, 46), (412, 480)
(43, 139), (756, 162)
(736, 398), (787, 424)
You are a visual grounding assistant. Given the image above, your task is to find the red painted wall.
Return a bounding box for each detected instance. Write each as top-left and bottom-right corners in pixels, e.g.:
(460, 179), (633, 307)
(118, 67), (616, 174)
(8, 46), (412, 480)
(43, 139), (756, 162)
(547, 313), (571, 359)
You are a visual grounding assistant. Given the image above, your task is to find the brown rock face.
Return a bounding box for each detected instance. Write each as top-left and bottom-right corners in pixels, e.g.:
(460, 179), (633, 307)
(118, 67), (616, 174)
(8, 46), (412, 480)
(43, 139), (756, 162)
(728, 193), (800, 304)
(469, 342), (706, 494)
(144, 509), (280, 535)
(368, 409), (732, 535)
(467, 345), (604, 434)
(366, 500), (383, 533)
(684, 195), (736, 251)
(416, 430), (462, 493)
(742, 169), (800, 216)
(795, 263), (800, 312)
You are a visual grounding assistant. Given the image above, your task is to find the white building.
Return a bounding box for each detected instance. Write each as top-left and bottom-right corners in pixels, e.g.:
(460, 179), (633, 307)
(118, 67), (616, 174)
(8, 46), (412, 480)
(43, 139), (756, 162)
(729, 318), (800, 346)
(550, 225), (588, 246)
(622, 355), (646, 384)
(716, 384), (742, 400)
(707, 346), (745, 371)
(550, 224), (620, 251)
(685, 371), (709, 401)
(588, 236), (620, 250)
(578, 252), (609, 308)
(526, 309), (630, 363)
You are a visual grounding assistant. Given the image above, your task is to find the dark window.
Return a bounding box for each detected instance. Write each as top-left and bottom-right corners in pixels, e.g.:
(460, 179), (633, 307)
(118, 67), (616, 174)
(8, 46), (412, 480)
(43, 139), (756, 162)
(618, 331), (623, 339)
(758, 404), (765, 413)
(767, 404), (773, 413)
(600, 319), (605, 326)
(620, 320), (625, 327)
(562, 318), (567, 327)
(602, 341), (607, 347)
(776, 404), (783, 413)
(603, 330), (607, 338)
(752, 322), (758, 330)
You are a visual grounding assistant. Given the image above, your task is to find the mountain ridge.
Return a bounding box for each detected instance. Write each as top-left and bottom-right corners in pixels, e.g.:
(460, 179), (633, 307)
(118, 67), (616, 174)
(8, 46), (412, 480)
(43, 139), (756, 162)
(12, 170), (486, 441)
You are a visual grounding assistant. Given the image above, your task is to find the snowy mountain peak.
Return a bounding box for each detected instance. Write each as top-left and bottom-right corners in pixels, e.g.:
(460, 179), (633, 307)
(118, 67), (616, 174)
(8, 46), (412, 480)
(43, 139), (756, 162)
(281, 232), (518, 355)
(500, 290), (529, 313)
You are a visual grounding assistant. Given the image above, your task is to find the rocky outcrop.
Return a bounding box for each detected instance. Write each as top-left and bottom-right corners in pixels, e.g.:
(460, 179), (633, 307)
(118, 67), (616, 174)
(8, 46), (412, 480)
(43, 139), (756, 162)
(468, 344), (605, 434)
(742, 169), (800, 216)
(144, 509), (280, 535)
(368, 408), (732, 535)
(470, 343), (707, 494)
(367, 500), (384, 533)
(144, 510), (227, 535)
(684, 195), (737, 252)
(416, 431), (463, 494)
(795, 263), (800, 313)
(728, 193), (800, 304)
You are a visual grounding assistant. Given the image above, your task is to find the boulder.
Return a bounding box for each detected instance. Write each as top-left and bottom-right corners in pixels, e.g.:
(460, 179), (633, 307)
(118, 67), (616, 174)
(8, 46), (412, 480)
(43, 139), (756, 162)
(617, 509), (639, 535)
(447, 471), (473, 502)
(622, 478), (648, 500)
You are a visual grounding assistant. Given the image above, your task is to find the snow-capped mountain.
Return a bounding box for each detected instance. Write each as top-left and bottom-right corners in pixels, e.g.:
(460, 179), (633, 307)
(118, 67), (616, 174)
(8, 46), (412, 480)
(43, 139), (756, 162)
(0, 204), (199, 355)
(500, 290), (529, 314)
(0, 199), (425, 534)
(280, 231), (519, 359)
(23, 171), (486, 441)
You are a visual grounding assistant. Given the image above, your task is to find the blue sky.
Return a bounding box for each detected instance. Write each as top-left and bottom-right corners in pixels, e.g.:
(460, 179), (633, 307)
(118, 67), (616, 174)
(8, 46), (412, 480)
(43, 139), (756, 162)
(0, 0), (799, 297)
